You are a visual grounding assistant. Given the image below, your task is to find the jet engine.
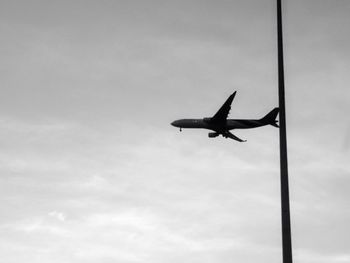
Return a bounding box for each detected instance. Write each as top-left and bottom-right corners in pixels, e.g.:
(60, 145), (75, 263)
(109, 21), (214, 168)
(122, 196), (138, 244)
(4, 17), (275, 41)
(208, 132), (219, 138)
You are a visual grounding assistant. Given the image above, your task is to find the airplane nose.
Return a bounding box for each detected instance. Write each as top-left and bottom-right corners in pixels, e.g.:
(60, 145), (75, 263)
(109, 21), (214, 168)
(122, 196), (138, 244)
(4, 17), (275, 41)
(171, 120), (178, 127)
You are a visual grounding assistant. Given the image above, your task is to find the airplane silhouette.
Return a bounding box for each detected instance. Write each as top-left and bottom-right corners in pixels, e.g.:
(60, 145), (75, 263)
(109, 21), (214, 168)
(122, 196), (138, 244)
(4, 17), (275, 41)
(171, 91), (279, 142)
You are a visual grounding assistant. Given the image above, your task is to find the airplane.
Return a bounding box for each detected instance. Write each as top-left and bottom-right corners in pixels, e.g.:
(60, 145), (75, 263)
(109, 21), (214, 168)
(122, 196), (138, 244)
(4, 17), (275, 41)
(171, 91), (279, 142)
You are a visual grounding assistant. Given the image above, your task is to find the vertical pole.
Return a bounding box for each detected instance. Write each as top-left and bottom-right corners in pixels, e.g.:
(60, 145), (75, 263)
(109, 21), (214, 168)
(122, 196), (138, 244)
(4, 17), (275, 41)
(276, 0), (293, 263)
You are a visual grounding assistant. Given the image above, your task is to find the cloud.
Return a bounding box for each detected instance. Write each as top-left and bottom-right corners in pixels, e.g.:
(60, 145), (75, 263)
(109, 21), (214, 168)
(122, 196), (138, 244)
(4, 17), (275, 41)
(48, 211), (66, 222)
(0, 1), (349, 263)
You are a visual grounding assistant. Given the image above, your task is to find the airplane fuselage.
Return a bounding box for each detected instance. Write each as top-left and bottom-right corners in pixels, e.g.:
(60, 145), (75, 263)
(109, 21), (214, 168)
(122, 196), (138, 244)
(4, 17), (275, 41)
(171, 118), (267, 132)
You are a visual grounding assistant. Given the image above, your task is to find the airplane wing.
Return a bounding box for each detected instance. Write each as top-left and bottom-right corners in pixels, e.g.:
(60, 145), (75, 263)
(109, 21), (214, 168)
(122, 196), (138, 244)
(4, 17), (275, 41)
(223, 131), (246, 142)
(211, 91), (237, 123)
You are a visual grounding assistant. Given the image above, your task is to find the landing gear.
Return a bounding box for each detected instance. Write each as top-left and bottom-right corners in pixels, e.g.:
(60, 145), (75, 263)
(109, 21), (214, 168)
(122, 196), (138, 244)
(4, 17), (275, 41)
(180, 128), (182, 132)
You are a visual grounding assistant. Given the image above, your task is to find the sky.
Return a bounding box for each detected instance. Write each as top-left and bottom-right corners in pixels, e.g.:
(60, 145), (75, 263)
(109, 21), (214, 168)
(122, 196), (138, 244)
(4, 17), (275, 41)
(0, 0), (349, 262)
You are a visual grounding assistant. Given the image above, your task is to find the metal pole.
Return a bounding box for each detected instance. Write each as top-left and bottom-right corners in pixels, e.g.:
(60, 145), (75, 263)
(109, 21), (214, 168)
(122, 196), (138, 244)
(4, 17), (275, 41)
(276, 0), (293, 263)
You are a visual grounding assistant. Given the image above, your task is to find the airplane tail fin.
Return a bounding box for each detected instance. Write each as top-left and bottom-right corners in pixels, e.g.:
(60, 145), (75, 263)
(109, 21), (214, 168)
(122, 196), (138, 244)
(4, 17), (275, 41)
(261, 108), (279, 127)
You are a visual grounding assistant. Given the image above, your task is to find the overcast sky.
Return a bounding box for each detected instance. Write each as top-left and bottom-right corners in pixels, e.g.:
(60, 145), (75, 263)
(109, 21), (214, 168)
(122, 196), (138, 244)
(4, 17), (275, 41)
(0, 0), (349, 262)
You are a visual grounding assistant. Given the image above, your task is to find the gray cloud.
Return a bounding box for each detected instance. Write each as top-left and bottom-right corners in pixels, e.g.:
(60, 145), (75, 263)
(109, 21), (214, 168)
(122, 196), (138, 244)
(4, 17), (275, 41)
(0, 1), (349, 262)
